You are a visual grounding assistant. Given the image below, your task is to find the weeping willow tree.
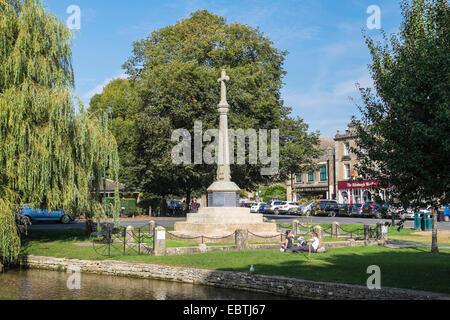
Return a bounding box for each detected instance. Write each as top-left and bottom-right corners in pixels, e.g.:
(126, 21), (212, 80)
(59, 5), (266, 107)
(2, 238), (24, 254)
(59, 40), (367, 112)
(0, 0), (120, 264)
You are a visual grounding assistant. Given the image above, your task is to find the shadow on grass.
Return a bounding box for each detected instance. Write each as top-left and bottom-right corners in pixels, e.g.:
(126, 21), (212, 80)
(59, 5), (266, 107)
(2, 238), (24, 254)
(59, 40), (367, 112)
(23, 228), (90, 243)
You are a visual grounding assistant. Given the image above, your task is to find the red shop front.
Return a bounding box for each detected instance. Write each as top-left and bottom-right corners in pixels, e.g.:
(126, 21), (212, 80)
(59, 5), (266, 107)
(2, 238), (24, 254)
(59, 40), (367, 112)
(337, 180), (388, 204)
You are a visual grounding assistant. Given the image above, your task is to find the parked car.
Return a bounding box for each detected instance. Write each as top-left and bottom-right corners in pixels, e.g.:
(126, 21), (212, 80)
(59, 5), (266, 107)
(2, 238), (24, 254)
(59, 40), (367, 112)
(362, 202), (389, 219)
(299, 203), (313, 216)
(265, 201), (287, 215)
(240, 202), (256, 208)
(311, 200), (340, 217)
(338, 203), (352, 216)
(258, 204), (266, 214)
(350, 203), (363, 216)
(250, 202), (265, 213)
(18, 207), (74, 225)
(339, 203), (364, 216)
(396, 207), (416, 220)
(278, 202), (300, 215)
(443, 205), (450, 222)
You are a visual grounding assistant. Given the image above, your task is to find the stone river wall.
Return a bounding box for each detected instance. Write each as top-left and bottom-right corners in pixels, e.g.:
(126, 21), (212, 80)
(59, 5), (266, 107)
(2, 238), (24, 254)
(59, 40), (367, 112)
(19, 255), (448, 300)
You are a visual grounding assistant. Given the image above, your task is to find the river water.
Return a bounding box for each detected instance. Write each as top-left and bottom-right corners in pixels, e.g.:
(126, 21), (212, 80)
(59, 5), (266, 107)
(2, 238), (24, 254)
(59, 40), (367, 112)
(0, 269), (291, 300)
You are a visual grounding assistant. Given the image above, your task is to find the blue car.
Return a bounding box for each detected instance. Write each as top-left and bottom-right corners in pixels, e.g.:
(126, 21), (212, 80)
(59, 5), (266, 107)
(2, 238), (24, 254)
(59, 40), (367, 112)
(18, 207), (74, 225)
(442, 205), (450, 222)
(258, 204), (266, 214)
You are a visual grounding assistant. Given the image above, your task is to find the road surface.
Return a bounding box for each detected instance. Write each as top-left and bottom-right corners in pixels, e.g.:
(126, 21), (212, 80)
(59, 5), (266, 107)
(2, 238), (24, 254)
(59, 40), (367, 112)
(28, 214), (450, 231)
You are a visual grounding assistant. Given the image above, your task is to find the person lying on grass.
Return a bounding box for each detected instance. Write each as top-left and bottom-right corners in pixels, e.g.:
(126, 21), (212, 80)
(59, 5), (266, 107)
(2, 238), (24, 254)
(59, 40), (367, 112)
(281, 231), (326, 253)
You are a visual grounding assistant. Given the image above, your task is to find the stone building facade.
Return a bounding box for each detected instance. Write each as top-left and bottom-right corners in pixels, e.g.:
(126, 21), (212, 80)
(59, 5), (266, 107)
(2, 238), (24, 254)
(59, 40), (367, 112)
(286, 137), (336, 201)
(287, 122), (390, 204)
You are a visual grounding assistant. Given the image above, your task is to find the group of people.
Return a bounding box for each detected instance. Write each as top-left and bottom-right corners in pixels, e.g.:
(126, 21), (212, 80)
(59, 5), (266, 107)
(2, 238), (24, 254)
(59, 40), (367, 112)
(166, 198), (200, 216)
(190, 198), (199, 213)
(281, 230), (326, 253)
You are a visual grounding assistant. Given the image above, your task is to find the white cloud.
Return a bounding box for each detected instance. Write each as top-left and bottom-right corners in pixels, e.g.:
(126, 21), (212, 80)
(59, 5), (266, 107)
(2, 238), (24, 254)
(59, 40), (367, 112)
(333, 73), (373, 97)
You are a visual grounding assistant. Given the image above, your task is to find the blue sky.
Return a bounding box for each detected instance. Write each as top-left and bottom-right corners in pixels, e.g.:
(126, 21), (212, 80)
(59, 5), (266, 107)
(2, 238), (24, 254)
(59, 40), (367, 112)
(43, 0), (404, 137)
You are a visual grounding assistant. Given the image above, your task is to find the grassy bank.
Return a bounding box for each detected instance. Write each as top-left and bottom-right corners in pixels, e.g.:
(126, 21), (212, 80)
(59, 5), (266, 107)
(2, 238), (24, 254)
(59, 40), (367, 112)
(21, 228), (450, 294)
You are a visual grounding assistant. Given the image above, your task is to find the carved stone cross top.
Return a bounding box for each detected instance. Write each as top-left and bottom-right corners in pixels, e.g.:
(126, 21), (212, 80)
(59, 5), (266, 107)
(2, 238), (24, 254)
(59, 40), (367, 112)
(218, 69), (230, 107)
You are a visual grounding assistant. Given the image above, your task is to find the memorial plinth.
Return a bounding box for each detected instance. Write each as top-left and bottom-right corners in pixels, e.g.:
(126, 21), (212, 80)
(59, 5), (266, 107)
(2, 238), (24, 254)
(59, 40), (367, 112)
(173, 70), (278, 243)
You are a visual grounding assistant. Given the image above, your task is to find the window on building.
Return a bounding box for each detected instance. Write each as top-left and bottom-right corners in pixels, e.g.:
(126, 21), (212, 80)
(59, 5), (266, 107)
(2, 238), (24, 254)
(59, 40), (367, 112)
(345, 164), (351, 179)
(320, 166), (327, 181)
(344, 142), (350, 156)
(296, 175), (301, 183)
(308, 172), (314, 182)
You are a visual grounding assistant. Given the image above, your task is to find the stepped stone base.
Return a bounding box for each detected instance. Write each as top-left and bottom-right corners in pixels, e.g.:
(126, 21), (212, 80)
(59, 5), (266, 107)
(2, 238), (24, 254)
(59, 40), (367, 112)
(173, 207), (279, 243)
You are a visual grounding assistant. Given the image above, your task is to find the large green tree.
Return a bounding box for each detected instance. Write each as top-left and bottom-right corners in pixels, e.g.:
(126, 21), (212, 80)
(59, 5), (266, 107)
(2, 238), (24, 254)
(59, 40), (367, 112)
(122, 10), (320, 204)
(353, 0), (449, 254)
(89, 78), (142, 188)
(0, 0), (119, 263)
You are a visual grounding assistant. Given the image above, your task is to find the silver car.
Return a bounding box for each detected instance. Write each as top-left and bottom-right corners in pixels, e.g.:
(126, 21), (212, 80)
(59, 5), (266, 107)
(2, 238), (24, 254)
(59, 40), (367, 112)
(265, 201), (286, 215)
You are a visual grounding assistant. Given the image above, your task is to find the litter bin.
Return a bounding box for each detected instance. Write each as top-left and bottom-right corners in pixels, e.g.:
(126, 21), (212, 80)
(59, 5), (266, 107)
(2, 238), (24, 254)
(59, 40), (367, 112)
(414, 212), (422, 230)
(424, 213), (433, 231)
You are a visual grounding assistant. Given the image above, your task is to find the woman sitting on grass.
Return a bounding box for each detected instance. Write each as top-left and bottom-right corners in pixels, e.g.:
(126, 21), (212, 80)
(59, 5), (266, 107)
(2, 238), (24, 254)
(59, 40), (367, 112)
(282, 230), (303, 253)
(282, 231), (325, 253)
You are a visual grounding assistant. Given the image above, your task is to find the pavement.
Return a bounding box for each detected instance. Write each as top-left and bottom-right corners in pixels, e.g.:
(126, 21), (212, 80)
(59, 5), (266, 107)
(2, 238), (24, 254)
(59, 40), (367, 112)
(385, 240), (450, 249)
(28, 213), (450, 231)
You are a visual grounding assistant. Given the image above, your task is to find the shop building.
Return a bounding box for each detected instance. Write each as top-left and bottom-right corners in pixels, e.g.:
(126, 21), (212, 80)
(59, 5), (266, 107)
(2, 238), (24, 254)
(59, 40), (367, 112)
(286, 122), (390, 204)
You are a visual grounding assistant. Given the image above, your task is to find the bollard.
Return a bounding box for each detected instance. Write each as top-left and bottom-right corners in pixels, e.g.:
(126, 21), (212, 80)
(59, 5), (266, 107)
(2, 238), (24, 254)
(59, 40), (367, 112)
(313, 225), (323, 247)
(292, 220), (300, 237)
(364, 225), (371, 240)
(125, 226), (134, 245)
(153, 226), (166, 256)
(332, 222), (340, 238)
(235, 228), (249, 250)
(149, 220), (156, 235)
(376, 223), (382, 240)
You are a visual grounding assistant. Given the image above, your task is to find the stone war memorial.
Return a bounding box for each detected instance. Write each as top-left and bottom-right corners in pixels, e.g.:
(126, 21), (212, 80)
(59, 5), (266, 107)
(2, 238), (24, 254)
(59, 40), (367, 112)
(173, 70), (278, 243)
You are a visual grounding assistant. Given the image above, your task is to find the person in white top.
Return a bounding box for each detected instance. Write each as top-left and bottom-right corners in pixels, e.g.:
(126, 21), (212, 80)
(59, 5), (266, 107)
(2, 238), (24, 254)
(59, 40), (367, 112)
(284, 232), (322, 253)
(310, 233), (320, 252)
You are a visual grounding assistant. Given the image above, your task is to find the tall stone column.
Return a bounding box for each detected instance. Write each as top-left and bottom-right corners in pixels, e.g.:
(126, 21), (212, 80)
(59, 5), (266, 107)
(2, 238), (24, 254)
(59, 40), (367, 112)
(207, 70), (241, 207)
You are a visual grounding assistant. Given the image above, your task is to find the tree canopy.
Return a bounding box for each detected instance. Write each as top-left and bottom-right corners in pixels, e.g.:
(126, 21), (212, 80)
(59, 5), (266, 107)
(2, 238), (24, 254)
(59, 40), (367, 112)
(260, 185), (287, 202)
(0, 0), (119, 263)
(116, 10), (320, 203)
(89, 78), (141, 188)
(353, 0), (449, 254)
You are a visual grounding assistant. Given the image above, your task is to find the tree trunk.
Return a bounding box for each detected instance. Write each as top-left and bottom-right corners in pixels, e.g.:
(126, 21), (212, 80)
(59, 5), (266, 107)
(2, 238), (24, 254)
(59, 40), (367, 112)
(431, 206), (439, 255)
(85, 219), (94, 236)
(160, 197), (167, 217)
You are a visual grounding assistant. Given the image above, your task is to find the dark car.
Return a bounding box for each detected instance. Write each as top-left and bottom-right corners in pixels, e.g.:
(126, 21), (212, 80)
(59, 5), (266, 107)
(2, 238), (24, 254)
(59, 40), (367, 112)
(338, 203), (352, 216)
(350, 203), (363, 216)
(311, 200), (340, 217)
(362, 202), (389, 219)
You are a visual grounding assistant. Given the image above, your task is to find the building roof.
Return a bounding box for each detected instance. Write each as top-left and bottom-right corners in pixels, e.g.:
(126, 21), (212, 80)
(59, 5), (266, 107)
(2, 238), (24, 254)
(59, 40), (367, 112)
(316, 137), (334, 162)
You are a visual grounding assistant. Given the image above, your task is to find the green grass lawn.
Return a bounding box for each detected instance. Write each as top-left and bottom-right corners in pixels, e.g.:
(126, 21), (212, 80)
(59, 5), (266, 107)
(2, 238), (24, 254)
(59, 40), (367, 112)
(21, 228), (450, 294)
